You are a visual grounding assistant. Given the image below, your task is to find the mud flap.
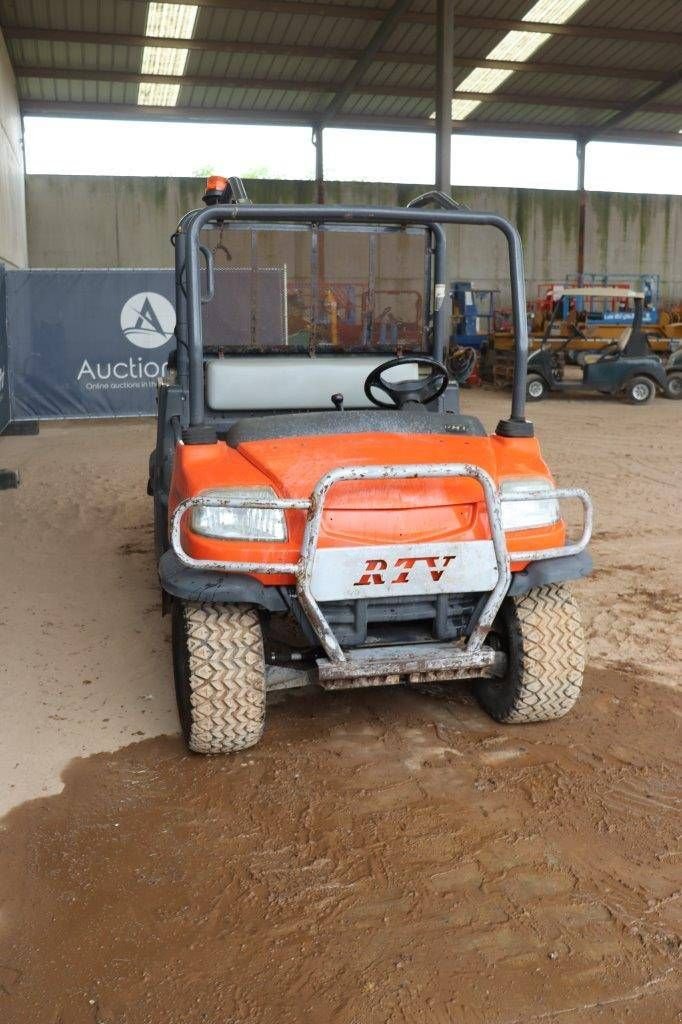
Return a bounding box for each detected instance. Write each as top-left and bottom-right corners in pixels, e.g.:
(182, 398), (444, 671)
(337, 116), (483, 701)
(509, 550), (592, 596)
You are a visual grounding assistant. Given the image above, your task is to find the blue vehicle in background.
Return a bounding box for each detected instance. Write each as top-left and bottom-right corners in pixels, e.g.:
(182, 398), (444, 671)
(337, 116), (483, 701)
(525, 287), (677, 405)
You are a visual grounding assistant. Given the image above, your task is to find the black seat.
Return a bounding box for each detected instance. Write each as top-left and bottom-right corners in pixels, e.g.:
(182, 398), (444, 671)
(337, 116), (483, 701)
(622, 330), (654, 358)
(225, 408), (486, 445)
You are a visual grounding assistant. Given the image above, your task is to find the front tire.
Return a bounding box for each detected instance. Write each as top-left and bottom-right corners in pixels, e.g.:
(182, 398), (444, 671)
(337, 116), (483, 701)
(172, 601), (266, 753)
(476, 584), (586, 723)
(526, 374), (547, 401)
(624, 375), (656, 404)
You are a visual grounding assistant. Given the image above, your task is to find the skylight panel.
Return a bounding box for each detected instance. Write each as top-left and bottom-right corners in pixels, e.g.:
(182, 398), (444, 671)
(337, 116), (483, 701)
(454, 67), (515, 95)
(487, 31), (551, 64)
(138, 83), (182, 106)
(141, 46), (190, 77)
(450, 99), (484, 120)
(145, 1), (198, 38)
(137, 4), (198, 107)
(523, 0), (588, 23)
(438, 0), (589, 121)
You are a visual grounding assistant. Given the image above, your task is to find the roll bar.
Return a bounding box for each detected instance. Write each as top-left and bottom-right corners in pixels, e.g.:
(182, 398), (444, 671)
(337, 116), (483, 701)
(406, 190), (467, 211)
(174, 203), (532, 436)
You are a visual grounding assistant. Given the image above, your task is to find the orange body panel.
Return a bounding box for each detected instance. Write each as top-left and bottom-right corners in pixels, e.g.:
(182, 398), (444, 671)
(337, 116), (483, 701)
(169, 431), (566, 586)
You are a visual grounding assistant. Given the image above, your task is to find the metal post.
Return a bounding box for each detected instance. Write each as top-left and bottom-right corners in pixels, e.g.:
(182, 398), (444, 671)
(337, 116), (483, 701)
(312, 123), (326, 319)
(313, 123), (324, 205)
(576, 138), (586, 192)
(173, 227), (189, 391)
(435, 0), (454, 192)
(576, 137), (587, 281)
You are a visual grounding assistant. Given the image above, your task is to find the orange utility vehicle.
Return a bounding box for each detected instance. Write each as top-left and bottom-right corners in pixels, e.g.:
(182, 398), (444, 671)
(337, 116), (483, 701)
(150, 180), (593, 754)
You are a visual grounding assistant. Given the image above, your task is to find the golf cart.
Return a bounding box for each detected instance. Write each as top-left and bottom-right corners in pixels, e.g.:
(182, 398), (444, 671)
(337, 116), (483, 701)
(526, 287), (668, 404)
(150, 179), (593, 754)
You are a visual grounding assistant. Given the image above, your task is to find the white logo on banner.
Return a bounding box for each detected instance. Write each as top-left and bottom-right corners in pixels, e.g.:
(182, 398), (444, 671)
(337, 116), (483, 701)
(0, 366), (5, 394)
(120, 292), (176, 349)
(76, 290), (173, 391)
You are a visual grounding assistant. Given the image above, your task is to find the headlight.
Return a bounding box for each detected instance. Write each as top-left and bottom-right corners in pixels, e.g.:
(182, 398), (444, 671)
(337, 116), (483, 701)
(500, 478), (560, 532)
(191, 487), (287, 541)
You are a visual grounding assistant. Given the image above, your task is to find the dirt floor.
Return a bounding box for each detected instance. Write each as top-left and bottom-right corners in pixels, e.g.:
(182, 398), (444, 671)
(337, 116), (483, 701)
(0, 389), (680, 1023)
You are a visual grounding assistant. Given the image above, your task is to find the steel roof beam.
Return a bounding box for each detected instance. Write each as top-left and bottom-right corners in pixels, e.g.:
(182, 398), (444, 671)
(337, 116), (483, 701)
(14, 66), (370, 95)
(15, 66), (682, 115)
(3, 28), (671, 84)
(19, 100), (682, 147)
(450, 14), (682, 46)
(320, 0), (415, 122)
(435, 0), (454, 192)
(124, 0), (432, 21)
(595, 71), (682, 132)
(4, 11), (681, 49)
(2, 26), (369, 60)
(451, 58), (665, 84)
(114, 1), (682, 45)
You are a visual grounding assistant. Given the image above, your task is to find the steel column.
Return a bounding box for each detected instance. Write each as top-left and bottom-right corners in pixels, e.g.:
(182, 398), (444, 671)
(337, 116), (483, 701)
(435, 0), (454, 192)
(576, 138), (587, 279)
(313, 124), (324, 205)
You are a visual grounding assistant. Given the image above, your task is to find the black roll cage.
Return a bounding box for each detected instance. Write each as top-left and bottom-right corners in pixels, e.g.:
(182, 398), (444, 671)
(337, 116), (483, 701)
(172, 200), (532, 435)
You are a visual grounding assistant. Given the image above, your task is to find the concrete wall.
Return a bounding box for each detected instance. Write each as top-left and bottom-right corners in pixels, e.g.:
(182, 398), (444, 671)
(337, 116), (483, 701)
(0, 29), (27, 268)
(26, 175), (682, 304)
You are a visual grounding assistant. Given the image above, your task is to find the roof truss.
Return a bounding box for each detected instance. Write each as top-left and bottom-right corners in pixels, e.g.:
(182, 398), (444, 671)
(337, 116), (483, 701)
(4, 27), (673, 85)
(5, 2), (682, 146)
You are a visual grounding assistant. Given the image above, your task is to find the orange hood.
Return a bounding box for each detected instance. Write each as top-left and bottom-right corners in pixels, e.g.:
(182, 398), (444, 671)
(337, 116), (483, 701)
(169, 431), (562, 578)
(236, 433), (507, 509)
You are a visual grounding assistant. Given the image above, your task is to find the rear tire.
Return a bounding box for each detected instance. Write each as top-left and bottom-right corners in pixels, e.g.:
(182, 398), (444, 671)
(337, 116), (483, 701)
(475, 584), (585, 723)
(624, 375), (656, 404)
(526, 374), (547, 401)
(172, 601), (266, 753)
(666, 371), (682, 399)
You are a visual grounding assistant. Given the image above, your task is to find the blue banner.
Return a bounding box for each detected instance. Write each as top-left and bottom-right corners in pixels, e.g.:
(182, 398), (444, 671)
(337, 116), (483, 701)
(8, 269), (175, 420)
(6, 266), (289, 421)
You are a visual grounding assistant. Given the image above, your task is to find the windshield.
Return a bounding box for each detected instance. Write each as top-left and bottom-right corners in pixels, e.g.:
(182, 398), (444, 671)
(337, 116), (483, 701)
(200, 223), (432, 355)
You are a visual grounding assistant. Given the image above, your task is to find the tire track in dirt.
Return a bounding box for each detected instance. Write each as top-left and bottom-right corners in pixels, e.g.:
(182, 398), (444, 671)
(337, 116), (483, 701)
(1, 669), (679, 1024)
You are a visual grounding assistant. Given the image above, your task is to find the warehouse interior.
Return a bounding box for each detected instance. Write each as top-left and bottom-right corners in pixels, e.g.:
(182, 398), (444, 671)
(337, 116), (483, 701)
(0, 3), (680, 1023)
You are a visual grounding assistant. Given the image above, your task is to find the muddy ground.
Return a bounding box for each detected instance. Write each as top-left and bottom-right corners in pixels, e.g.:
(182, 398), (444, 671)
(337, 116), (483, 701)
(0, 390), (680, 1022)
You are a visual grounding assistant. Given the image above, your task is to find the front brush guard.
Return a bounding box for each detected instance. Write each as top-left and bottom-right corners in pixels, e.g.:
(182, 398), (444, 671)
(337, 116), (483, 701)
(170, 463), (592, 670)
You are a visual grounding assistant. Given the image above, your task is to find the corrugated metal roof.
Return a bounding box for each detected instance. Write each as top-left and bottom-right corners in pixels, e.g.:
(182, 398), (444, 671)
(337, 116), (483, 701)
(2, 0), (681, 145)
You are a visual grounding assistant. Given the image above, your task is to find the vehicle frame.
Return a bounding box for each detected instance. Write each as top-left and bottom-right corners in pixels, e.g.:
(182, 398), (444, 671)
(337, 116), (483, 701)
(151, 182), (594, 752)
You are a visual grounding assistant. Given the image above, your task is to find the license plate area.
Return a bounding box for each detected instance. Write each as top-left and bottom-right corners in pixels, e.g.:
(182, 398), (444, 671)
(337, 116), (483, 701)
(310, 541), (498, 602)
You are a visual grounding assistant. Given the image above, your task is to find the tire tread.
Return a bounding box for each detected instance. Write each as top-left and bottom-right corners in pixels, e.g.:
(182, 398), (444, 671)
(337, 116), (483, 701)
(479, 584), (586, 724)
(180, 602), (265, 753)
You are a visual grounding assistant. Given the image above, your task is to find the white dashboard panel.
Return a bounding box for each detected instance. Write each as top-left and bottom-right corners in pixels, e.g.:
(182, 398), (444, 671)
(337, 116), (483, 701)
(205, 356), (418, 411)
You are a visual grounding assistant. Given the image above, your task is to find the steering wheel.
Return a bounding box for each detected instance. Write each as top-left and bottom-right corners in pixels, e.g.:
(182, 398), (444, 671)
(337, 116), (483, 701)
(596, 343), (621, 362)
(364, 356), (449, 409)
